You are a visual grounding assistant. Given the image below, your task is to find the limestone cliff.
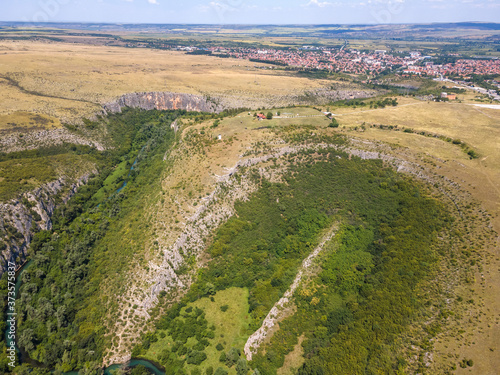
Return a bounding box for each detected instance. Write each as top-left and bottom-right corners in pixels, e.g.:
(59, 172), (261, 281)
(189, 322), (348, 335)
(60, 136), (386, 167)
(0, 174), (92, 274)
(104, 92), (224, 114)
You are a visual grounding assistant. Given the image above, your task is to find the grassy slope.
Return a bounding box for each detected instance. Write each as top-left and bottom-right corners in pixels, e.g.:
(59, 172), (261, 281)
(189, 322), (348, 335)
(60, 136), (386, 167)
(0, 152), (97, 201)
(327, 98), (500, 374)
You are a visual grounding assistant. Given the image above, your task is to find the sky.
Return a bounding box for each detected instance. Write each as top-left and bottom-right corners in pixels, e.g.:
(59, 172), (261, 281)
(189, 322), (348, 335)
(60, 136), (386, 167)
(1, 0), (499, 25)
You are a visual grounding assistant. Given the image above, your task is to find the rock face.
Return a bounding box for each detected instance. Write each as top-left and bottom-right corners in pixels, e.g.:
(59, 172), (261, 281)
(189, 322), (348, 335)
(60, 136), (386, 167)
(0, 128), (105, 153)
(104, 92), (224, 114)
(0, 174), (92, 275)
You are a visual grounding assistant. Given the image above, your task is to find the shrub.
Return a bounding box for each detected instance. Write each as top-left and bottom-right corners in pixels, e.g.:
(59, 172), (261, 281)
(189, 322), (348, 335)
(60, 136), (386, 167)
(225, 348), (241, 368)
(186, 350), (207, 365)
(467, 149), (479, 159)
(328, 118), (339, 128)
(236, 358), (249, 375)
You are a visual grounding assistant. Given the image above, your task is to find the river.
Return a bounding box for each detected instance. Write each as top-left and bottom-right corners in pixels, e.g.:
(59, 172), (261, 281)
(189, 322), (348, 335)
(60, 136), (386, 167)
(4, 260), (166, 374)
(4, 145), (166, 374)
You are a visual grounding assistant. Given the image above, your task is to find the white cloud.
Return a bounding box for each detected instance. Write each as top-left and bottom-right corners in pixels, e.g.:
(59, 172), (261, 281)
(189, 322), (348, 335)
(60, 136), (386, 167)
(148, 0), (159, 4)
(303, 0), (334, 7)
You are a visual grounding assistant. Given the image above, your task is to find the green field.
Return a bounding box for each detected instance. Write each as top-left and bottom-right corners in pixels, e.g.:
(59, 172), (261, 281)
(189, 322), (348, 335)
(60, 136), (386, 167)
(143, 288), (251, 375)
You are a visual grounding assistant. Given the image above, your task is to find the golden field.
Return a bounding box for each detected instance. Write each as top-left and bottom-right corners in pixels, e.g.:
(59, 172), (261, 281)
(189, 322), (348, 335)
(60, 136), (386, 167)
(0, 40), (351, 128)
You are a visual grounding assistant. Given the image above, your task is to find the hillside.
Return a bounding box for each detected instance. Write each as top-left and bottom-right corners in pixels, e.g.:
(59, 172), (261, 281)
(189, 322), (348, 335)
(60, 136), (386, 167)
(0, 33), (498, 375)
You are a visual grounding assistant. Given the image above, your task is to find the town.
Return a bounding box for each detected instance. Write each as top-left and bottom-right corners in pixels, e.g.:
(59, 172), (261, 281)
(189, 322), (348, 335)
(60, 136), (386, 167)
(168, 45), (500, 99)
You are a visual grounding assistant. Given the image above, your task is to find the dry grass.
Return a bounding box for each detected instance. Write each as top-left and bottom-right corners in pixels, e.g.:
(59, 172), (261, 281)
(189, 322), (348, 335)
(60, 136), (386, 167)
(0, 40), (345, 129)
(0, 111), (62, 132)
(277, 334), (305, 375)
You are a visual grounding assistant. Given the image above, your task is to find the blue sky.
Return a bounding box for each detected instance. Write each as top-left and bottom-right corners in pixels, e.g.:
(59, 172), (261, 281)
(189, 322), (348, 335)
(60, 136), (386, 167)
(2, 0), (499, 24)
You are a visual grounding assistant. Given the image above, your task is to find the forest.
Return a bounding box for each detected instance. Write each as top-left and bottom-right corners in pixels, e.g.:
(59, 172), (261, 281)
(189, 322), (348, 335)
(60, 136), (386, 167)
(0, 108), (184, 373)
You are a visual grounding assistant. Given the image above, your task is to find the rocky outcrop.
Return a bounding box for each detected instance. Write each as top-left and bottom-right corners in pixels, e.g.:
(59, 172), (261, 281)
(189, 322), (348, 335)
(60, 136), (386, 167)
(244, 225), (338, 360)
(0, 173), (92, 275)
(103, 92), (225, 114)
(0, 128), (105, 153)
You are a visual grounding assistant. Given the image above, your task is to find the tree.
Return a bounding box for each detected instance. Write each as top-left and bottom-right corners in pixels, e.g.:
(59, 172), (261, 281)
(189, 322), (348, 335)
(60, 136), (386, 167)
(131, 365), (151, 375)
(186, 350), (207, 365)
(236, 358), (249, 375)
(266, 112), (273, 120)
(328, 118), (339, 128)
(225, 348), (241, 367)
(214, 368), (228, 375)
(204, 282), (216, 296)
(219, 352), (226, 363)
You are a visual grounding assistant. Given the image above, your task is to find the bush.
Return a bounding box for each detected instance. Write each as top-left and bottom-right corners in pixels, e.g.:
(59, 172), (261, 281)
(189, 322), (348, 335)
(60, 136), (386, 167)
(220, 305), (229, 312)
(225, 348), (241, 368)
(214, 368), (228, 375)
(186, 350), (207, 365)
(467, 149), (479, 159)
(328, 118), (339, 128)
(236, 358), (249, 375)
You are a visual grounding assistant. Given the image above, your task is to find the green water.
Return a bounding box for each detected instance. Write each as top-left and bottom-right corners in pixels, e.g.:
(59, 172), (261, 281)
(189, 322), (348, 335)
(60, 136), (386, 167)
(103, 359), (165, 375)
(5, 260), (165, 375)
(61, 359), (165, 375)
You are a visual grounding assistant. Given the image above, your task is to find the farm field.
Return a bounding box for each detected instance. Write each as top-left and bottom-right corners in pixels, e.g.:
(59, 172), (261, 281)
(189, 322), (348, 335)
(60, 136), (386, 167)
(0, 40), (361, 129)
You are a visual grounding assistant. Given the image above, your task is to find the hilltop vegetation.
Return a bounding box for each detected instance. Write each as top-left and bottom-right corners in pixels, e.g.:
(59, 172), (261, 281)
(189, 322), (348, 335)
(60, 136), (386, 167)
(128, 144), (450, 375)
(0, 92), (495, 374)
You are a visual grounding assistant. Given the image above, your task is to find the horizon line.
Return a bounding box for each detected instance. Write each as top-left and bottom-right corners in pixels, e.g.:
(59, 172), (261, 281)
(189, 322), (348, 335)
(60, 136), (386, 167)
(0, 20), (499, 26)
